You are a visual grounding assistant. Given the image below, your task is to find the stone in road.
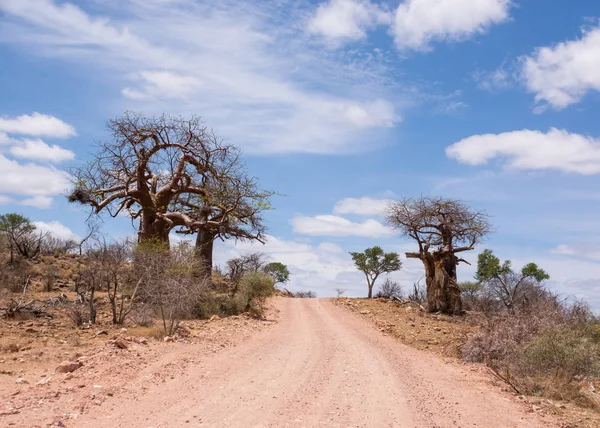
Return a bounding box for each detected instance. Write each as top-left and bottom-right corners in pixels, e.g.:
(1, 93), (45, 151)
(76, 298), (558, 427)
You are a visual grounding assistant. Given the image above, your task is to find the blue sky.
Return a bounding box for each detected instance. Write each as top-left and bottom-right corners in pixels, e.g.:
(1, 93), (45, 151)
(1, 0), (600, 307)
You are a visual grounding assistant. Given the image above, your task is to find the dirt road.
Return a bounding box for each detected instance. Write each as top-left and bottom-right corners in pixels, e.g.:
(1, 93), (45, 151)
(76, 298), (557, 427)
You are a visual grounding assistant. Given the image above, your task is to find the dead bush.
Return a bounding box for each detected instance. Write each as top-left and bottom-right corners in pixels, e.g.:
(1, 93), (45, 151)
(137, 241), (208, 335)
(130, 304), (156, 327)
(67, 304), (89, 327)
(375, 278), (403, 299)
(296, 291), (317, 298)
(0, 262), (31, 293)
(41, 264), (59, 292)
(462, 292), (600, 404)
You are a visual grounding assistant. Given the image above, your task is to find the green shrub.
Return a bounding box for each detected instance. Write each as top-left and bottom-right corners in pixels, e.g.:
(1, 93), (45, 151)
(232, 271), (275, 317)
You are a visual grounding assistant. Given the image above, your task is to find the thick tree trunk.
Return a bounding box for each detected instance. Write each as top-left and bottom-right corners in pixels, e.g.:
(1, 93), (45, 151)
(138, 211), (170, 246)
(416, 252), (463, 315)
(368, 283), (373, 299)
(195, 229), (215, 281)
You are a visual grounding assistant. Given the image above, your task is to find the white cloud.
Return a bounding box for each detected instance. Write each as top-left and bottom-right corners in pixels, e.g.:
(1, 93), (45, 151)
(290, 214), (394, 237)
(0, 112), (75, 138)
(473, 67), (512, 91)
(0, 154), (71, 197)
(122, 70), (203, 101)
(392, 0), (512, 51)
(9, 139), (75, 162)
(333, 196), (390, 216)
(0, 195), (14, 205)
(521, 26), (600, 110)
(33, 220), (80, 241)
(20, 195), (54, 209)
(446, 128), (600, 174)
(308, 0), (390, 44)
(0, 0), (400, 154)
(550, 244), (600, 261)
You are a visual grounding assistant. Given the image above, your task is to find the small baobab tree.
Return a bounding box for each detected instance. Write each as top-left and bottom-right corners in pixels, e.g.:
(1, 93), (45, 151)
(385, 197), (491, 315)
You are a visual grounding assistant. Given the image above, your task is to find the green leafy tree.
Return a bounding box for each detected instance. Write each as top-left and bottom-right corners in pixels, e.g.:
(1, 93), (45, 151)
(263, 262), (290, 284)
(475, 249), (549, 310)
(0, 213), (36, 264)
(350, 246), (402, 298)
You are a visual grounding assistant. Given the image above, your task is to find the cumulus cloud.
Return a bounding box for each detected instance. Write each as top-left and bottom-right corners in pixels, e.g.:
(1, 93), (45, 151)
(0, 154), (71, 197)
(307, 0), (390, 44)
(0, 195), (14, 205)
(290, 214), (394, 237)
(333, 197), (390, 216)
(446, 128), (600, 174)
(521, 26), (600, 110)
(20, 196), (54, 209)
(392, 0), (513, 51)
(0, 112), (75, 138)
(0, 0), (400, 154)
(33, 220), (80, 241)
(10, 139), (75, 162)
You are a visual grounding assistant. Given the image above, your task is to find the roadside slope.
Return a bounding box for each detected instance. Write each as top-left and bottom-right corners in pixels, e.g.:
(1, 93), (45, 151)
(76, 298), (559, 427)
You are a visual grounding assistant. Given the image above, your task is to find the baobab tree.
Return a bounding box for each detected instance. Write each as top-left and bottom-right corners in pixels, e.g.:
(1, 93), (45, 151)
(174, 167), (272, 278)
(385, 197), (491, 315)
(68, 114), (272, 260)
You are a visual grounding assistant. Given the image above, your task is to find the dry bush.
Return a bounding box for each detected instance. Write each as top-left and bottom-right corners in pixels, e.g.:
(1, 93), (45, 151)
(67, 304), (89, 327)
(41, 264), (59, 292)
(232, 271), (275, 317)
(0, 262), (31, 293)
(130, 304), (156, 327)
(137, 241), (208, 335)
(39, 235), (77, 256)
(463, 292), (600, 405)
(296, 290), (317, 298)
(375, 278), (403, 299)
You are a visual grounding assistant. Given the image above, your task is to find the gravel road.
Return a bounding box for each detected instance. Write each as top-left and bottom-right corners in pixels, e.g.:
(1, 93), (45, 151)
(76, 298), (558, 427)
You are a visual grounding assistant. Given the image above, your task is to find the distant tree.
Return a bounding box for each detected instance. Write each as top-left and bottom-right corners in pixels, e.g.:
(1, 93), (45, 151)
(263, 262), (290, 284)
(475, 249), (549, 310)
(458, 281), (483, 300)
(0, 213), (37, 263)
(385, 197), (491, 315)
(375, 278), (403, 299)
(335, 288), (346, 298)
(350, 246), (402, 299)
(226, 252), (268, 284)
(296, 291), (317, 298)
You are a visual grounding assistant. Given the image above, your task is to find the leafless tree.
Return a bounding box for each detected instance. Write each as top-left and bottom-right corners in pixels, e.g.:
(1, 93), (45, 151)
(385, 197), (491, 315)
(226, 252), (268, 284)
(68, 114), (240, 244)
(335, 288), (346, 298)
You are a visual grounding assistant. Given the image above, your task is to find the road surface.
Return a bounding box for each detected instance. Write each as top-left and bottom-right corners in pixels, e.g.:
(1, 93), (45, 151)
(76, 298), (556, 427)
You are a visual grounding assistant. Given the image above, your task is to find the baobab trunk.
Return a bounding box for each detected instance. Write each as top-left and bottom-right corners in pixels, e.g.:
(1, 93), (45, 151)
(195, 229), (215, 281)
(408, 252), (463, 315)
(138, 211), (170, 246)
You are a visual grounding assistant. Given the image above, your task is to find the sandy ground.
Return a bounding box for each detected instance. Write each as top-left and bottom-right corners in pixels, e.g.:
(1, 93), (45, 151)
(66, 298), (562, 428)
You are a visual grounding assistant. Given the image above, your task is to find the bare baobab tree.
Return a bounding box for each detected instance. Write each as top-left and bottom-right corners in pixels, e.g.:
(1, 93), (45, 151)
(385, 197), (491, 315)
(68, 114), (272, 258)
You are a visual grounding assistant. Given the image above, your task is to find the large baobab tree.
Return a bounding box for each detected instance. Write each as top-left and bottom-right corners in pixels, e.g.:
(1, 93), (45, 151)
(68, 114), (272, 258)
(174, 166), (272, 279)
(385, 197), (491, 315)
